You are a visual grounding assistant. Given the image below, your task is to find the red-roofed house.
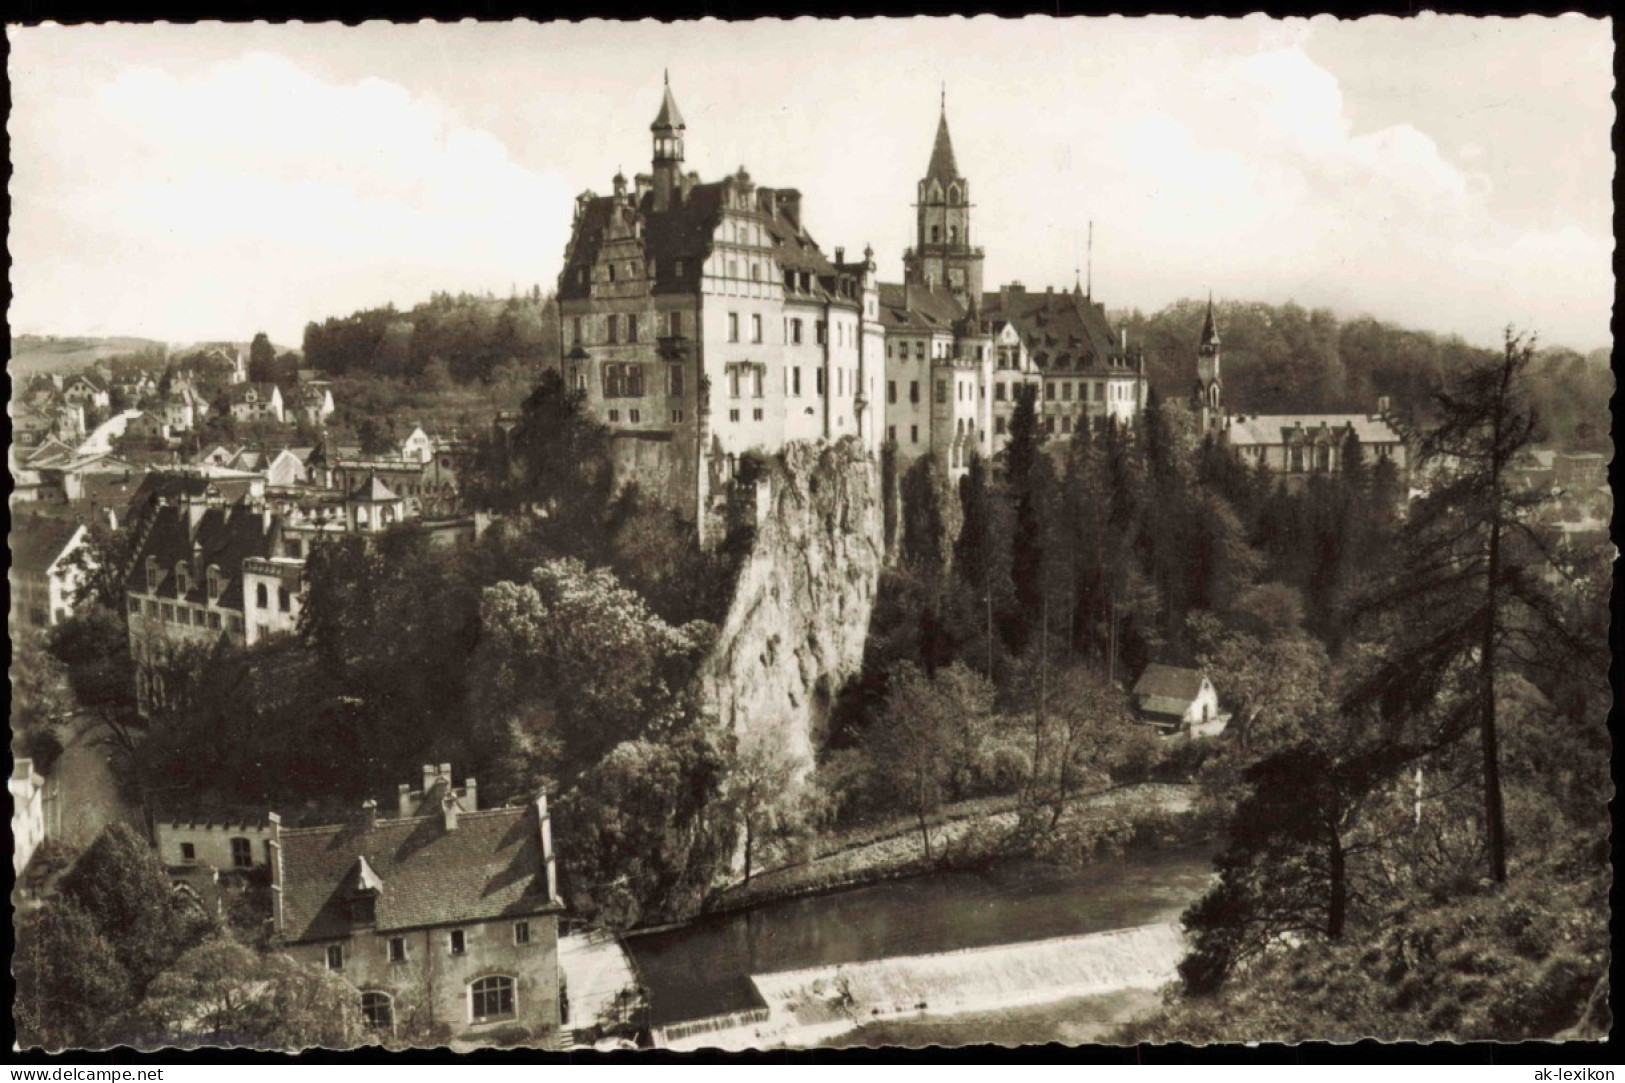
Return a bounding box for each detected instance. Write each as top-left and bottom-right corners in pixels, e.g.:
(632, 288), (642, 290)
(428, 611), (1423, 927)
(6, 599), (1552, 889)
(269, 790), (564, 1045)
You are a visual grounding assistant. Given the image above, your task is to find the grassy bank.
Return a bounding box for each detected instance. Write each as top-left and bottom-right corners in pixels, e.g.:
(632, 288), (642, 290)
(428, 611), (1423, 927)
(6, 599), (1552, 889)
(709, 782), (1206, 914)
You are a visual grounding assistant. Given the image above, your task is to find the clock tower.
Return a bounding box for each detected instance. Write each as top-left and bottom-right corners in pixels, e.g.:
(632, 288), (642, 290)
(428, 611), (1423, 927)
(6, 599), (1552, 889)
(904, 90), (984, 305)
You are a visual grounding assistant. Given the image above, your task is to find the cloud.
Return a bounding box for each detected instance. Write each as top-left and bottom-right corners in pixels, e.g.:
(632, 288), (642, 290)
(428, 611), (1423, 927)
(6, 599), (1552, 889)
(9, 51), (573, 345)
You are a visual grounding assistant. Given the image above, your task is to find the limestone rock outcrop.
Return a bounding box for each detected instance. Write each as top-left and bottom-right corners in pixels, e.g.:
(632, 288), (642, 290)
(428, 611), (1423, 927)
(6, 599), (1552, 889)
(699, 438), (884, 773)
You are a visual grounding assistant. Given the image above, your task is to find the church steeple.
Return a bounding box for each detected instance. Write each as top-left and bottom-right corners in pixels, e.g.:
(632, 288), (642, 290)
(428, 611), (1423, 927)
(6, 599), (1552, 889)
(907, 88), (982, 304)
(1195, 293), (1223, 433)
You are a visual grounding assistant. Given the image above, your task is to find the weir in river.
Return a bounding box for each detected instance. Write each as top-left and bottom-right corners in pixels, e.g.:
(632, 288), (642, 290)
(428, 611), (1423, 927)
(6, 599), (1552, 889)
(627, 843), (1215, 1033)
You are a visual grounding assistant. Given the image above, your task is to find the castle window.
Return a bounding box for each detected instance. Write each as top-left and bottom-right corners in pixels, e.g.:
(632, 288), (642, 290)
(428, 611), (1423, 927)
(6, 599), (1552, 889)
(728, 260), (738, 279)
(231, 837), (253, 869)
(728, 368), (741, 398)
(816, 321), (827, 346)
(935, 380), (947, 405)
(180, 842), (196, 863)
(278, 586), (291, 612)
(514, 921), (531, 946)
(931, 225), (940, 243)
(608, 410), (619, 423)
(949, 226), (958, 243)
(1046, 382), (1055, 400)
(361, 992), (393, 1030)
(910, 425), (919, 444)
(996, 417), (1007, 435)
(752, 315), (763, 343)
(751, 263), (761, 281)
(995, 383), (1006, 402)
(208, 612), (221, 630)
(629, 409), (641, 423)
(668, 311), (683, 337)
(888, 381), (897, 405)
(910, 381), (920, 404)
(608, 264), (616, 283)
(449, 930), (466, 956)
(915, 343), (925, 360)
(146, 556), (159, 593)
(326, 944), (344, 971)
(753, 408), (764, 421)
(674, 259), (685, 277)
(791, 320), (803, 345)
(668, 365), (684, 397)
(888, 425), (896, 442)
(671, 410), (684, 423)
(792, 367), (802, 396)
(627, 315), (638, 343)
(256, 583), (269, 609)
(626, 365), (645, 397)
(572, 317), (582, 344)
(753, 368), (764, 398)
(175, 563), (190, 595)
(728, 313), (740, 343)
(607, 314), (619, 344)
(1062, 416), (1073, 434)
(816, 370), (827, 396)
(470, 976), (515, 1023)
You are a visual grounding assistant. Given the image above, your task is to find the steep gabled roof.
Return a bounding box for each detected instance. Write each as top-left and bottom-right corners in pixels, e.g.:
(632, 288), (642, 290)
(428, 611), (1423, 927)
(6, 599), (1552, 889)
(348, 472), (399, 503)
(10, 516), (86, 576)
(125, 499), (274, 610)
(1226, 414), (1402, 448)
(277, 803), (560, 943)
(980, 289), (1122, 374)
(876, 282), (967, 334)
(1133, 664), (1208, 721)
(651, 78), (685, 131)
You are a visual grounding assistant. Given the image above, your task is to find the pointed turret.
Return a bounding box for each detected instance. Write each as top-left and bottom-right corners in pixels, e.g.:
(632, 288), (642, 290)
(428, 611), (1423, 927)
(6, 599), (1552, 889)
(1200, 292), (1220, 352)
(652, 69), (685, 133)
(926, 110), (961, 185)
(650, 72), (686, 211)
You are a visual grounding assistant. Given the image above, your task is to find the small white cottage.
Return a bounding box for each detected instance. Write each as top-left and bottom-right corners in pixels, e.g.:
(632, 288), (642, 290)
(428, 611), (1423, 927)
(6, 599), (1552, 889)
(1131, 664), (1225, 738)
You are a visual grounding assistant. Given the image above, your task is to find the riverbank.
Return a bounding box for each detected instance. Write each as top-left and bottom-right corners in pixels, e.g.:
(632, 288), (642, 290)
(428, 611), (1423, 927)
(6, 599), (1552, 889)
(709, 782), (1199, 914)
(656, 922), (1186, 1051)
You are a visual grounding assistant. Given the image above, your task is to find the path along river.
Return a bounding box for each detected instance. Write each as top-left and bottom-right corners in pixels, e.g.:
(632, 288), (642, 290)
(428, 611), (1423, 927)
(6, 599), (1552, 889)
(624, 843), (1215, 1032)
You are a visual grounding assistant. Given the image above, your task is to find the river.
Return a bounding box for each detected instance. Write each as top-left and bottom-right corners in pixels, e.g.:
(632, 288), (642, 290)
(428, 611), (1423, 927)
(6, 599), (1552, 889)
(624, 843), (1215, 1029)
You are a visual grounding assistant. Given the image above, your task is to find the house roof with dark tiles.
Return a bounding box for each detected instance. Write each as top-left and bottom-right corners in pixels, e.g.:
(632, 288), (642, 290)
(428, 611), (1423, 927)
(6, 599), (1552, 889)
(10, 515), (85, 576)
(979, 289), (1124, 374)
(876, 282), (967, 334)
(277, 803), (560, 944)
(125, 499), (274, 611)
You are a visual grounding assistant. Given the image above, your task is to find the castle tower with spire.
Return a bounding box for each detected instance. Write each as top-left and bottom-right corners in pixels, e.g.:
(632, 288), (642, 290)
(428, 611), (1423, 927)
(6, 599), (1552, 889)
(650, 70), (685, 213)
(903, 89), (984, 305)
(1195, 294), (1223, 433)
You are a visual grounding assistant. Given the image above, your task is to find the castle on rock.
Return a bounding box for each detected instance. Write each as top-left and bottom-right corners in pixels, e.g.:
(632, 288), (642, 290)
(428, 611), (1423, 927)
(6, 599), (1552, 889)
(556, 77), (1149, 526)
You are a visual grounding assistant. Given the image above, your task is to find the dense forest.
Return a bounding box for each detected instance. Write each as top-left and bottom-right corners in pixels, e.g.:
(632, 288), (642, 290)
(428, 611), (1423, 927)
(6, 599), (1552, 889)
(301, 289), (560, 387)
(1117, 298), (1611, 453)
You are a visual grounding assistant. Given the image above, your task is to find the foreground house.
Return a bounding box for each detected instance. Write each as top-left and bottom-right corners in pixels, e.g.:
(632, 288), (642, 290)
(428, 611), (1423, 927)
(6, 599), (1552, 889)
(269, 788), (565, 1045)
(1131, 663), (1224, 737)
(9, 515), (91, 629)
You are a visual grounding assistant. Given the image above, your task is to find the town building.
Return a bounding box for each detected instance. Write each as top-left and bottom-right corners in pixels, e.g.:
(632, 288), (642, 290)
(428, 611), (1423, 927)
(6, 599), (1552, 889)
(269, 788), (565, 1044)
(557, 75), (884, 529)
(9, 515), (91, 629)
(62, 372), (111, 410)
(11, 760), (50, 877)
(295, 381), (337, 427)
(1194, 303), (1407, 486)
(1131, 663), (1224, 737)
(154, 808), (274, 872)
(227, 382), (286, 424)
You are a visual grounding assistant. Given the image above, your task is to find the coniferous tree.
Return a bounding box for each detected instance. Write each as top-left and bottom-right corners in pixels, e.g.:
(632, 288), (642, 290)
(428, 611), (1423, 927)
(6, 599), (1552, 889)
(1004, 383), (1046, 654)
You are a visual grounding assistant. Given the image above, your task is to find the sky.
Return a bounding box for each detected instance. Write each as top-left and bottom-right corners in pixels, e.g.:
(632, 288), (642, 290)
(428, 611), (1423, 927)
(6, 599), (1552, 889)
(7, 16), (1615, 352)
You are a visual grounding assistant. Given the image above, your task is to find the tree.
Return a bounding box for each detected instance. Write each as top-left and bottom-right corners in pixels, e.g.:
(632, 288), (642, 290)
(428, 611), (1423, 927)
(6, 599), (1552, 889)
(722, 729), (806, 884)
(864, 662), (992, 861)
(248, 332), (277, 384)
(139, 938), (365, 1049)
(1347, 331), (1553, 883)
(57, 822), (214, 994)
(15, 900), (134, 1050)
(1017, 664), (1143, 838)
(47, 605), (143, 757)
(1003, 383), (1046, 654)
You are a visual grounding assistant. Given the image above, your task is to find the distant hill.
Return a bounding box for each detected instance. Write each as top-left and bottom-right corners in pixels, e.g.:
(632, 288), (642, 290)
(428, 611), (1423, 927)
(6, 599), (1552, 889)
(9, 334), (167, 377)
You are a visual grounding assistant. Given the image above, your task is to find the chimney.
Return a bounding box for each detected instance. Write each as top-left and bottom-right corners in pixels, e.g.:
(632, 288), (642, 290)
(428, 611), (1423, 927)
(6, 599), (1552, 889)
(439, 762), (452, 782)
(834, 246), (845, 265)
(536, 793), (558, 902)
(362, 798), (378, 829)
(463, 776), (478, 812)
(441, 792), (459, 832)
(397, 783), (413, 819)
(422, 764), (437, 793)
(1376, 394), (1391, 417)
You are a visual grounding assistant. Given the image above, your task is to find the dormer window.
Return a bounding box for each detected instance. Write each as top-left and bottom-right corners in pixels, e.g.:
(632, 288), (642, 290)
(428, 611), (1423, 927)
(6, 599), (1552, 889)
(145, 557), (159, 593)
(175, 563), (191, 595)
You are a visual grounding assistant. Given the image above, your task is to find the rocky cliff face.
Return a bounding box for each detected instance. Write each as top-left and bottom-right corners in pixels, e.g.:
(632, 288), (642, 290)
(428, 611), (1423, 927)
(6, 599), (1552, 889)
(699, 438), (884, 773)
